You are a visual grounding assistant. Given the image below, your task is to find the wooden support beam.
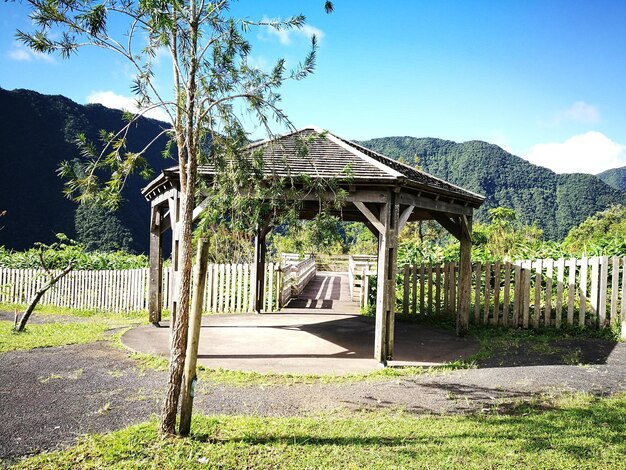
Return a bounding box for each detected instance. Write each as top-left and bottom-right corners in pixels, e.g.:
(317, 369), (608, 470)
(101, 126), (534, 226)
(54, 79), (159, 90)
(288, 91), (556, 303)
(398, 205), (415, 232)
(432, 213), (462, 241)
(363, 220), (380, 239)
(373, 192), (399, 365)
(374, 202), (390, 365)
(299, 189), (389, 204)
(398, 192), (473, 216)
(148, 205), (163, 324)
(354, 201), (385, 234)
(457, 215), (473, 336)
(387, 196), (400, 358)
(191, 196), (211, 222)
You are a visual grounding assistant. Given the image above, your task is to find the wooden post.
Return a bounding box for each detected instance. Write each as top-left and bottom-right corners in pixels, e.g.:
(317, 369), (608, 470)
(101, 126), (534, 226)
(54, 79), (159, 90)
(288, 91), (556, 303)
(503, 262), (511, 326)
(555, 258), (565, 329)
(533, 259), (543, 329)
(474, 262), (482, 324)
(609, 256), (619, 325)
(457, 215), (472, 335)
(590, 257), (600, 320)
(168, 189), (180, 337)
(148, 204), (163, 324)
(374, 202), (390, 365)
(621, 257), (626, 340)
(579, 257), (588, 327)
(374, 194), (399, 365)
(493, 262), (501, 325)
(253, 225), (269, 314)
(483, 262), (491, 325)
(544, 259), (553, 327)
(598, 256), (609, 329)
(402, 264), (410, 315)
(179, 239), (210, 436)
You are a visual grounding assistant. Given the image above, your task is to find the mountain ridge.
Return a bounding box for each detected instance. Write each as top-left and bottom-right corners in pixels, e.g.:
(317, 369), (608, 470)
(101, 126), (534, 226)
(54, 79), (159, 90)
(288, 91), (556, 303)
(0, 87), (173, 253)
(597, 165), (626, 192)
(357, 136), (626, 239)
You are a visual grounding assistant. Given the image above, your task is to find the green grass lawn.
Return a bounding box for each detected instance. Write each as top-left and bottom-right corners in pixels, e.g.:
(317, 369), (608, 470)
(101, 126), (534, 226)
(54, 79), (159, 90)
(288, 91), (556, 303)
(0, 304), (147, 353)
(12, 394), (626, 469)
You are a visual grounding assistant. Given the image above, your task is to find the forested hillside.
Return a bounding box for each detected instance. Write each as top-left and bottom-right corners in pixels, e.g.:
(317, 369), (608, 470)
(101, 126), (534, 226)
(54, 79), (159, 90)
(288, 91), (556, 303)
(0, 88), (173, 253)
(598, 166), (626, 191)
(358, 137), (626, 239)
(1, 88), (624, 253)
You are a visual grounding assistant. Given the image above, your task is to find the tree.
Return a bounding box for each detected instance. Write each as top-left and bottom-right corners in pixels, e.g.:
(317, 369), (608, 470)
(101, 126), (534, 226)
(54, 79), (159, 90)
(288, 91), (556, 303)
(12, 235), (76, 332)
(20, 0), (330, 436)
(75, 203), (133, 252)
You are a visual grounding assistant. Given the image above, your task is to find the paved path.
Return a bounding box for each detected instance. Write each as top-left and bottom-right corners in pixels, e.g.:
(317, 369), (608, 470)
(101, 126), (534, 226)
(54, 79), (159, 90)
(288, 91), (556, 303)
(122, 272), (480, 374)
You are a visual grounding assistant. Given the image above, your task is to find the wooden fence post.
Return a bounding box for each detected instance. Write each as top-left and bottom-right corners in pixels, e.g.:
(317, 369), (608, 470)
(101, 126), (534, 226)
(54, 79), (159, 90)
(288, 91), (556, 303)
(493, 262), (501, 325)
(579, 257), (588, 327)
(533, 259), (542, 329)
(555, 258), (564, 329)
(598, 256), (609, 329)
(621, 257), (626, 340)
(402, 264), (410, 315)
(474, 262), (482, 324)
(544, 259), (553, 327)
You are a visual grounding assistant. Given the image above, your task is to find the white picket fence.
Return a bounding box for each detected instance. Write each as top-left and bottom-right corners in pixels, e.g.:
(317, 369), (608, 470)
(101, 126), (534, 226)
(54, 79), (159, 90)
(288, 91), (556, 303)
(0, 268), (149, 312)
(0, 258), (316, 314)
(357, 255), (626, 336)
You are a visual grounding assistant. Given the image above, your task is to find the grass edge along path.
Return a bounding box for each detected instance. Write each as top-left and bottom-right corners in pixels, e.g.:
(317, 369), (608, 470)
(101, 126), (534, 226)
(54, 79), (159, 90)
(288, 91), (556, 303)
(10, 393), (626, 469)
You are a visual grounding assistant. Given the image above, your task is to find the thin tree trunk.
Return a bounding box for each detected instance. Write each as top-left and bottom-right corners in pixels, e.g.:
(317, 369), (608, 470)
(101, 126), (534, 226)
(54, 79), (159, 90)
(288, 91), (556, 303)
(179, 238), (209, 436)
(160, 180), (195, 435)
(15, 262), (74, 332)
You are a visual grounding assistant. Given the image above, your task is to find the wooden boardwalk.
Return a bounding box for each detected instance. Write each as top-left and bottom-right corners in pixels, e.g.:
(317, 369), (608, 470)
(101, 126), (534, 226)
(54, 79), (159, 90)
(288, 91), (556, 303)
(283, 271), (358, 313)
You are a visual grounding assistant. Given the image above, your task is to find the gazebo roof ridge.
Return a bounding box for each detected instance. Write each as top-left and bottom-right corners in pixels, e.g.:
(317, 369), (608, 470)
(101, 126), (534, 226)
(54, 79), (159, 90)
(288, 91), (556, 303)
(142, 126), (485, 208)
(334, 134), (486, 203)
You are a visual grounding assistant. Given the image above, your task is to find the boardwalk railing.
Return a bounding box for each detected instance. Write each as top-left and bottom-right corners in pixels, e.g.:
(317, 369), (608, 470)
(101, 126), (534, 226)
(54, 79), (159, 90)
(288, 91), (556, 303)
(348, 255), (377, 302)
(0, 258), (317, 314)
(359, 256), (626, 337)
(280, 256), (317, 306)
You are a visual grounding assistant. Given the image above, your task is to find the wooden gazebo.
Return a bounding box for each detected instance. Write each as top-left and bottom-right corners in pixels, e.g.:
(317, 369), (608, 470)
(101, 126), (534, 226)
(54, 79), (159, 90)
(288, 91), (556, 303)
(142, 127), (485, 366)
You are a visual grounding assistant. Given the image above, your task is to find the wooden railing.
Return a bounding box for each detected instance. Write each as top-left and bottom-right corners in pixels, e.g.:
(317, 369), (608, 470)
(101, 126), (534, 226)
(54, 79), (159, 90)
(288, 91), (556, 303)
(348, 255), (377, 302)
(280, 256), (317, 306)
(358, 256), (626, 337)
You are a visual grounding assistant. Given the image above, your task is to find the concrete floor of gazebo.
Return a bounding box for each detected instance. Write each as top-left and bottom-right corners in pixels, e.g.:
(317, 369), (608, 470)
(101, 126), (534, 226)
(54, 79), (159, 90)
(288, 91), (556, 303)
(121, 274), (479, 375)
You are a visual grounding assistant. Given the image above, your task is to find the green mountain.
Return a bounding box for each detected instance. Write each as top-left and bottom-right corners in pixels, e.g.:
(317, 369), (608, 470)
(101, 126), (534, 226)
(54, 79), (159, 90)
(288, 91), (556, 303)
(0, 88), (173, 253)
(358, 137), (626, 240)
(597, 166), (626, 192)
(1, 88), (623, 252)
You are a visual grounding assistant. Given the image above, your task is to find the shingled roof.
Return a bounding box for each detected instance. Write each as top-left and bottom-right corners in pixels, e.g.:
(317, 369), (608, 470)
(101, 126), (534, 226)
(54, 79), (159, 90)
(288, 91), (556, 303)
(142, 126), (484, 207)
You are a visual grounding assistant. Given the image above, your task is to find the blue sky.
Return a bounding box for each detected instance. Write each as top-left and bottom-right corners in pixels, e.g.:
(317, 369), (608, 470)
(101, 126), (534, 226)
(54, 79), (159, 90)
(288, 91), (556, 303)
(2, 0), (626, 174)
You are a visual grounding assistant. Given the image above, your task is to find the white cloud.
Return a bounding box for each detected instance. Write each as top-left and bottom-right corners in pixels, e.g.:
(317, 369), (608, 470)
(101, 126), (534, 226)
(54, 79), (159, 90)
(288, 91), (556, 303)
(260, 16), (324, 45)
(554, 101), (600, 124)
(524, 131), (626, 174)
(246, 55), (270, 72)
(7, 43), (54, 63)
(87, 91), (171, 123)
